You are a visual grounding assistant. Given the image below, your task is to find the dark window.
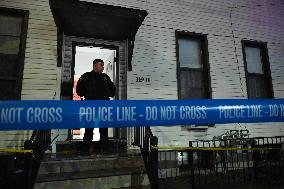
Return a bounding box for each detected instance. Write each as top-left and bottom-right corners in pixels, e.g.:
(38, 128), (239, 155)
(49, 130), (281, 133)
(0, 8), (29, 99)
(176, 32), (211, 99)
(242, 41), (273, 98)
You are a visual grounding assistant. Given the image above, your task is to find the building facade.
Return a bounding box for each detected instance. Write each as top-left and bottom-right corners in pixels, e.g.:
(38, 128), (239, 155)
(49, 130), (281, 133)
(0, 0), (284, 149)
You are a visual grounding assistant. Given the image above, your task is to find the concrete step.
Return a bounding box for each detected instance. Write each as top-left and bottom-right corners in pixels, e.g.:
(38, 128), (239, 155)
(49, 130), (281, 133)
(34, 173), (150, 189)
(34, 151), (150, 189)
(37, 167), (146, 182)
(55, 139), (127, 154)
(117, 185), (151, 189)
(38, 155), (144, 175)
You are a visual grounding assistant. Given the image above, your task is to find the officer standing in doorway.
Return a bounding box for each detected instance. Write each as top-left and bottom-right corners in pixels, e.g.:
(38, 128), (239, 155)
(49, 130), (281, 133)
(76, 59), (116, 152)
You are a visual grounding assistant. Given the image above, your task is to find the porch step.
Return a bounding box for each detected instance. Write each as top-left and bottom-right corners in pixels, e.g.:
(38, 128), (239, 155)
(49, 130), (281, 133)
(118, 186), (151, 189)
(55, 139), (127, 154)
(34, 152), (150, 189)
(37, 154), (145, 175)
(37, 167), (145, 182)
(159, 176), (191, 189)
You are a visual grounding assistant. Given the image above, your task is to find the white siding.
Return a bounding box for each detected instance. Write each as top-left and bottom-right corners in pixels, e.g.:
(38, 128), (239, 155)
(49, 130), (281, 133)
(0, 0), (283, 148)
(85, 0), (284, 146)
(0, 0), (58, 148)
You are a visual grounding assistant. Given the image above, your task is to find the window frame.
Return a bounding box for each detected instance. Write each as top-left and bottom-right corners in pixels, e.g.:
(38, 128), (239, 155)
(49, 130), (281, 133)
(0, 7), (29, 99)
(176, 31), (211, 99)
(242, 40), (274, 99)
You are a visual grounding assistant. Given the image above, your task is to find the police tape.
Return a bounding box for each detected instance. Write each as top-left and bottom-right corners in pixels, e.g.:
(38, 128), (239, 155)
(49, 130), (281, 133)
(150, 145), (282, 151)
(0, 148), (33, 154)
(0, 99), (284, 130)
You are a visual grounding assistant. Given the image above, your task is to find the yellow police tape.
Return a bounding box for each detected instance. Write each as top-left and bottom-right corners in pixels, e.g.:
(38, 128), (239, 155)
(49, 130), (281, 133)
(0, 148), (33, 154)
(151, 145), (281, 151)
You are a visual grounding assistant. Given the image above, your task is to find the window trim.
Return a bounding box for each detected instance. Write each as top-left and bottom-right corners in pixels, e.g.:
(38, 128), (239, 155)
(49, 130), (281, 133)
(0, 7), (29, 99)
(175, 31), (211, 99)
(242, 40), (274, 99)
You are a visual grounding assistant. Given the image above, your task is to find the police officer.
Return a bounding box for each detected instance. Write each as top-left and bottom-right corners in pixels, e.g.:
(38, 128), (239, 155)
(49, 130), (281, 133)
(76, 59), (115, 151)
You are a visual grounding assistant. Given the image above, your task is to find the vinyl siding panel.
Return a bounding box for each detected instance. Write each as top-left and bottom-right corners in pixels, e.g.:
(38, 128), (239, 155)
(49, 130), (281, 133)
(0, 0), (283, 148)
(226, 1), (284, 143)
(0, 0), (58, 148)
(86, 0), (284, 146)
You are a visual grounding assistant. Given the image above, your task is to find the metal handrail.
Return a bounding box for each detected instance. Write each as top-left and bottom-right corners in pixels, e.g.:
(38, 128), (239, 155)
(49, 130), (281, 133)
(138, 127), (159, 189)
(24, 130), (51, 189)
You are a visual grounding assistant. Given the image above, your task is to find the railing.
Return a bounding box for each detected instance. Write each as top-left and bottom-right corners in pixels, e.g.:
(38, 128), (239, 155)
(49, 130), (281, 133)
(0, 130), (51, 189)
(148, 136), (284, 189)
(133, 126), (147, 148)
(24, 129), (51, 189)
(135, 127), (159, 189)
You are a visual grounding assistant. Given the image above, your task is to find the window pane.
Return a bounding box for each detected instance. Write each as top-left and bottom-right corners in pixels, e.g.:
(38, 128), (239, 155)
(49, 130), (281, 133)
(178, 38), (202, 69)
(0, 10), (27, 100)
(0, 36), (20, 54)
(0, 54), (18, 77)
(0, 79), (16, 100)
(247, 75), (269, 98)
(180, 69), (204, 99)
(0, 15), (22, 36)
(245, 47), (263, 74)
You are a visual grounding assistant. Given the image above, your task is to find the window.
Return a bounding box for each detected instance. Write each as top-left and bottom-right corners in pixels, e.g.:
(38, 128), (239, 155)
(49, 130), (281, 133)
(242, 41), (273, 98)
(176, 32), (211, 99)
(0, 8), (29, 100)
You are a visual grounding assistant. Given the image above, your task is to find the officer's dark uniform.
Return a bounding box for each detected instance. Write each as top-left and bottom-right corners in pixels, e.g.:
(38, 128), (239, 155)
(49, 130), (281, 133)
(76, 70), (115, 146)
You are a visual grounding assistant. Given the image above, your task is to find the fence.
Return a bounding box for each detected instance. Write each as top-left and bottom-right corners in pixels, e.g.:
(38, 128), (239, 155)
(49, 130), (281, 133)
(148, 136), (284, 189)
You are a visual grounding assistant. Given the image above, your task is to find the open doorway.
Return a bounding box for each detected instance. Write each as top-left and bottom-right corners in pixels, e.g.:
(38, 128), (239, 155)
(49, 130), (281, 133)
(71, 45), (117, 141)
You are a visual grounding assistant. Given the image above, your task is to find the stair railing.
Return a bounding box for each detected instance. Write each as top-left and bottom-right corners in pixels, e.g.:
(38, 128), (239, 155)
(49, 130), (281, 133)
(137, 127), (159, 189)
(24, 129), (51, 189)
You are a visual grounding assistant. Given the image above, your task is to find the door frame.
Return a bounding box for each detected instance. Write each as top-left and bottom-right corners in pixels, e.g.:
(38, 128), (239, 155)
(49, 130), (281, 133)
(71, 41), (120, 100)
(68, 41), (120, 140)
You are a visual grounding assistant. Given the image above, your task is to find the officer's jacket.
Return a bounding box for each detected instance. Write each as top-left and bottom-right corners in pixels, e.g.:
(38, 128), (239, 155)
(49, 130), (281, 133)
(76, 71), (115, 100)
